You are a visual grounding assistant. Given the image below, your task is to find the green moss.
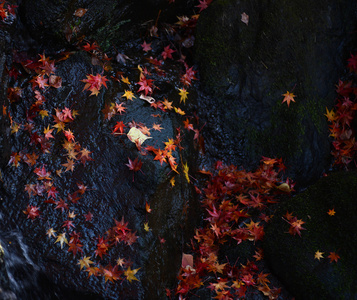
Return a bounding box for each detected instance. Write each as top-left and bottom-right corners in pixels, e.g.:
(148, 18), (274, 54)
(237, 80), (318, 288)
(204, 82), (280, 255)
(264, 171), (357, 299)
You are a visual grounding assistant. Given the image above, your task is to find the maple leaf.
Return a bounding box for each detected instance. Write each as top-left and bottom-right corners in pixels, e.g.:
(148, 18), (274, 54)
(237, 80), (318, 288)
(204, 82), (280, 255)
(282, 91), (296, 107)
(82, 42), (99, 52)
(145, 201), (152, 213)
(23, 205), (40, 220)
(44, 125), (54, 140)
(178, 88), (189, 104)
(115, 102), (126, 114)
(55, 198), (69, 212)
(55, 233), (68, 249)
(62, 158), (75, 172)
(153, 149), (167, 165)
(164, 138), (177, 152)
(183, 118), (194, 131)
(49, 75), (62, 88)
(64, 129), (75, 142)
(152, 123), (163, 131)
(183, 162), (190, 183)
(39, 110), (49, 119)
(162, 98), (173, 110)
(347, 53), (357, 72)
(35, 75), (49, 89)
(81, 73), (109, 96)
(63, 219), (75, 230)
(121, 75), (131, 85)
(328, 252), (340, 263)
(325, 107), (337, 122)
(46, 228), (57, 238)
(122, 90), (136, 101)
(327, 208), (336, 216)
(314, 250), (324, 260)
(95, 237), (109, 259)
(286, 216), (306, 237)
(124, 266), (140, 283)
(103, 264), (122, 283)
(8, 152), (21, 167)
(112, 121), (126, 135)
(174, 106), (185, 115)
(68, 242), (83, 256)
(84, 211), (93, 221)
(78, 256), (93, 270)
(144, 222), (150, 232)
(141, 41), (152, 52)
(196, 0), (208, 13)
(138, 125), (151, 136)
(47, 186), (58, 199)
(79, 148), (93, 165)
(161, 45), (176, 60)
(126, 157), (143, 181)
(137, 76), (153, 95)
(34, 165), (51, 180)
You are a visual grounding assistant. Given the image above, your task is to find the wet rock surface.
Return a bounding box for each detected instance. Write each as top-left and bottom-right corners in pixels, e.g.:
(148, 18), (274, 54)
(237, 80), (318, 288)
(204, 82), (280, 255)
(264, 170), (357, 300)
(0, 0), (356, 299)
(195, 0), (357, 187)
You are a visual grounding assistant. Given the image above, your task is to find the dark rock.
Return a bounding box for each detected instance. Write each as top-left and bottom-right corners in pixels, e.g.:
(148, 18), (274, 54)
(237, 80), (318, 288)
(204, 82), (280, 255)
(194, 0), (357, 187)
(263, 171), (357, 299)
(0, 50), (200, 299)
(0, 27), (13, 169)
(18, 0), (196, 52)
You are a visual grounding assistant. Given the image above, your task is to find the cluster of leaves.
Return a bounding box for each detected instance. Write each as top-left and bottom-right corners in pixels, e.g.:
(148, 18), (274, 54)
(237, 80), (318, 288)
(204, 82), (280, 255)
(0, 0), (16, 22)
(6, 49), (141, 284)
(7, 0), (208, 290)
(171, 158), (295, 300)
(326, 53), (357, 168)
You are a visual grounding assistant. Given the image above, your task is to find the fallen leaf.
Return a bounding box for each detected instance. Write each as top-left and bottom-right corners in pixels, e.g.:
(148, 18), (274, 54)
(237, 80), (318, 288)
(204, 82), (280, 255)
(241, 12), (249, 25)
(127, 127), (152, 145)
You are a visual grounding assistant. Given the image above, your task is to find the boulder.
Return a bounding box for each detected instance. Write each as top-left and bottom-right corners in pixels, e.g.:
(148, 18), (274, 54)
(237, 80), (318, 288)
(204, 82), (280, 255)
(194, 0), (357, 186)
(263, 170), (357, 299)
(0, 49), (200, 299)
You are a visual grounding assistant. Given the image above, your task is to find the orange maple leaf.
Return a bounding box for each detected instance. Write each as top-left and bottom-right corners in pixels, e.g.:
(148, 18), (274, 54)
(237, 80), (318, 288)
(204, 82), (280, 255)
(282, 91), (296, 107)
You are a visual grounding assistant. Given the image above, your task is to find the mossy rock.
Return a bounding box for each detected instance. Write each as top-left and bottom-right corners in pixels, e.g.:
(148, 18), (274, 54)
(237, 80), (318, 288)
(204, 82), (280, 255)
(263, 170), (357, 299)
(194, 0), (357, 186)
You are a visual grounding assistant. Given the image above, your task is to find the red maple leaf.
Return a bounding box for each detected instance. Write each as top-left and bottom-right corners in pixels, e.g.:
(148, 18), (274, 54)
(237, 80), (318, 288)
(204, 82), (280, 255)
(95, 236), (109, 259)
(161, 45), (176, 60)
(347, 53), (357, 72)
(23, 205), (40, 220)
(137, 76), (153, 96)
(112, 121), (126, 135)
(82, 73), (109, 96)
(126, 157), (144, 181)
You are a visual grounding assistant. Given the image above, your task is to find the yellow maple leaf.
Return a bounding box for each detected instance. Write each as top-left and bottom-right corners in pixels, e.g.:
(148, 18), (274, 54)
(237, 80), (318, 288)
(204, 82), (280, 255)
(39, 110), (49, 119)
(174, 106), (185, 115)
(183, 162), (190, 183)
(55, 232), (68, 249)
(121, 75), (131, 85)
(144, 222), (150, 232)
(324, 107), (337, 122)
(46, 228), (57, 238)
(124, 266), (140, 283)
(170, 177), (175, 187)
(78, 256), (93, 270)
(314, 250), (324, 261)
(178, 88), (189, 104)
(122, 90), (136, 101)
